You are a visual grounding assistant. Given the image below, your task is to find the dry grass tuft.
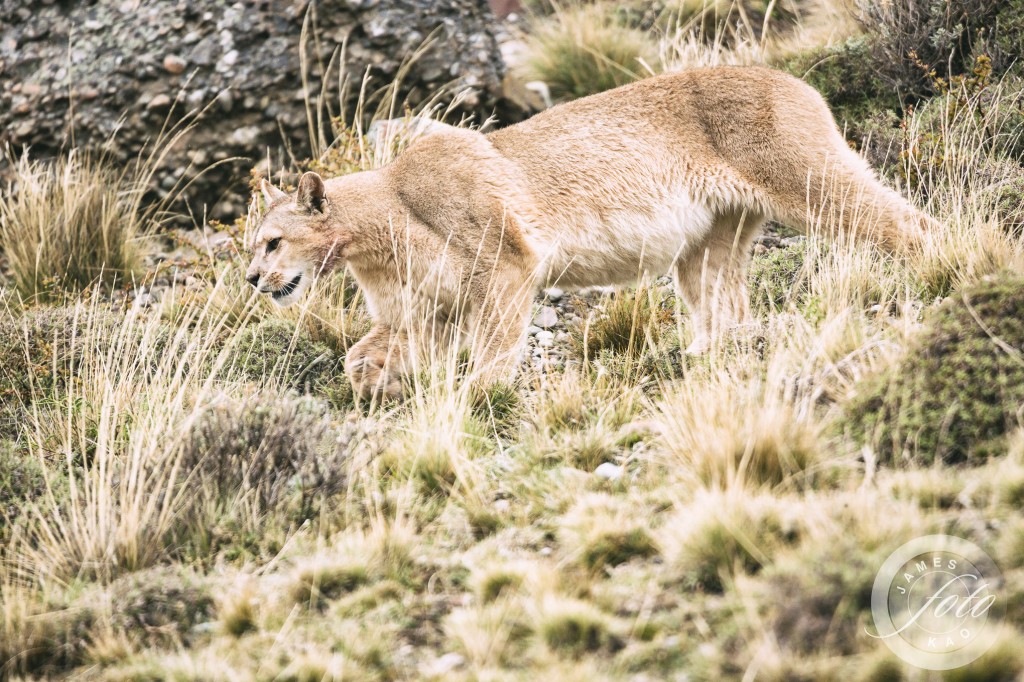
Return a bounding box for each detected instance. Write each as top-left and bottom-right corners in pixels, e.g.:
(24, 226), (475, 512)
(525, 5), (655, 101)
(0, 152), (152, 302)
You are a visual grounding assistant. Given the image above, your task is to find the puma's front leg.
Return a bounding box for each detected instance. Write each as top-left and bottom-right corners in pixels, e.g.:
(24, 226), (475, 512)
(465, 264), (535, 387)
(344, 324), (409, 400)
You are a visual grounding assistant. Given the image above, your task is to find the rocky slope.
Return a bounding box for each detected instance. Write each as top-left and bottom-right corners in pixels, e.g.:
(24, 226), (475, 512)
(0, 0), (535, 220)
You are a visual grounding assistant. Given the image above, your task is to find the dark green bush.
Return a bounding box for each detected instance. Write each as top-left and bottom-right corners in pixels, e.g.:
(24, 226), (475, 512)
(988, 0), (1024, 77)
(844, 272), (1024, 464)
(784, 37), (902, 136)
(855, 0), (1001, 99)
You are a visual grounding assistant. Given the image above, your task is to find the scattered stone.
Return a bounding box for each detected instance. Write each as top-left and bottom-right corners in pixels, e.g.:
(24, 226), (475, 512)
(162, 54), (186, 74)
(536, 330), (554, 348)
(146, 93), (172, 110)
(594, 462), (624, 481)
(133, 291), (154, 308)
(533, 305), (558, 329)
(543, 286), (564, 302)
(424, 652), (466, 676)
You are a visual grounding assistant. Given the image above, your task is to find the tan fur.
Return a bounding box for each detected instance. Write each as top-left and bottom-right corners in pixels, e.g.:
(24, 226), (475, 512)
(246, 67), (937, 399)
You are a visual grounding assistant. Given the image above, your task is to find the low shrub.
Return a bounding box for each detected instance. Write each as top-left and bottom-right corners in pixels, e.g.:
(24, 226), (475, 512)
(844, 272), (1024, 464)
(757, 542), (883, 657)
(854, 0), (1000, 100)
(181, 391), (350, 517)
(0, 304), (166, 437)
(108, 566), (215, 647)
(0, 441), (63, 545)
(748, 240), (809, 316)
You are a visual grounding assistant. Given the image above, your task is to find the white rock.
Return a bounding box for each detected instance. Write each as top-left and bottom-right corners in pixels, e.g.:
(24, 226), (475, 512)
(594, 462), (624, 481)
(428, 652), (466, 675)
(543, 286), (564, 302)
(133, 292), (154, 309)
(536, 330), (554, 348)
(533, 305), (558, 329)
(527, 325), (542, 336)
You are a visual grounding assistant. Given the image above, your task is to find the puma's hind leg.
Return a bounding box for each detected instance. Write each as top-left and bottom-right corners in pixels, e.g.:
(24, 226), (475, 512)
(674, 208), (765, 354)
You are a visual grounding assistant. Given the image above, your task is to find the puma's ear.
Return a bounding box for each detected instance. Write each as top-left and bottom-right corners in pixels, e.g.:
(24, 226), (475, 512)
(260, 179), (288, 205)
(296, 171), (326, 214)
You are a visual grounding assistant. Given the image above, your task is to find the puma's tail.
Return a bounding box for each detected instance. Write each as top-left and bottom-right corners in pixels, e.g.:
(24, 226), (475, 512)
(800, 148), (938, 253)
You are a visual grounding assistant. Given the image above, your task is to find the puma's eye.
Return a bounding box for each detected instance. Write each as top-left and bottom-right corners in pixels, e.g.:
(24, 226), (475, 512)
(266, 238), (281, 253)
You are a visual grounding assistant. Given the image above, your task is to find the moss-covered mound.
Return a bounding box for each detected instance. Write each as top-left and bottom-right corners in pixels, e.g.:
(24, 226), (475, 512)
(845, 272), (1024, 464)
(225, 318), (351, 406)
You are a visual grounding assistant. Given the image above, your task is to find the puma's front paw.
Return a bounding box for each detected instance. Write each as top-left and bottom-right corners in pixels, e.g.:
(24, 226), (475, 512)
(344, 351), (405, 400)
(684, 334), (710, 356)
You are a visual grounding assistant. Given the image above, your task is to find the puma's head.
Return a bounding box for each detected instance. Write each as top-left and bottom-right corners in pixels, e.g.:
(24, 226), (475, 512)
(245, 171), (335, 307)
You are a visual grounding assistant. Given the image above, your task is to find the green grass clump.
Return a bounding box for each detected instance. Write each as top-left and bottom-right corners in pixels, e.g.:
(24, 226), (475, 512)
(579, 527), (659, 571)
(290, 558), (370, 607)
(569, 287), (667, 360)
(666, 494), (799, 592)
(540, 599), (616, 657)
(474, 567), (524, 604)
(844, 272), (1024, 464)
(525, 6), (653, 102)
(748, 240), (808, 316)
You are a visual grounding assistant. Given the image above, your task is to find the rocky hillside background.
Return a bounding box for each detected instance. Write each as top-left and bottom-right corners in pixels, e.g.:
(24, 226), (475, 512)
(0, 0), (537, 221)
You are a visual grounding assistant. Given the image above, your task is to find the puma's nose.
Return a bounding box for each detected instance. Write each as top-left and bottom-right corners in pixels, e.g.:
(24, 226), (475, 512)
(246, 273), (260, 288)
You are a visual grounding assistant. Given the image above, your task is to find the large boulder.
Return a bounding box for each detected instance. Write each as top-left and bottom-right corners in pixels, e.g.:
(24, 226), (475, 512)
(0, 0), (534, 220)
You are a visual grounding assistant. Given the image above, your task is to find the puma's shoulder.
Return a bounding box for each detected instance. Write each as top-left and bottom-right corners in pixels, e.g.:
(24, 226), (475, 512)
(385, 128), (534, 224)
